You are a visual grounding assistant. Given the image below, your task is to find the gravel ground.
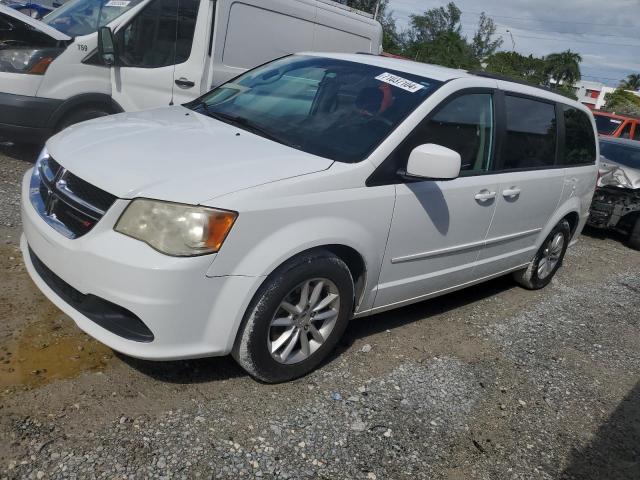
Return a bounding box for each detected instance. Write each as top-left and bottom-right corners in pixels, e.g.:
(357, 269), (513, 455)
(0, 148), (639, 479)
(0, 144), (36, 228)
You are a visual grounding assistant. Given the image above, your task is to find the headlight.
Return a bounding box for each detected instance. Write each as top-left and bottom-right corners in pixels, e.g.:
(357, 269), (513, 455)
(0, 48), (62, 74)
(115, 199), (238, 257)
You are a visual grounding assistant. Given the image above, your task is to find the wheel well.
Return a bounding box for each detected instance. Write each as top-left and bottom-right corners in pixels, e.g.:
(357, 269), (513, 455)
(286, 245), (367, 312)
(48, 94), (123, 132)
(563, 211), (580, 237)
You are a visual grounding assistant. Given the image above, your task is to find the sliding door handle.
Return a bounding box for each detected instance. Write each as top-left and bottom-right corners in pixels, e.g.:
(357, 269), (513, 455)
(502, 188), (521, 198)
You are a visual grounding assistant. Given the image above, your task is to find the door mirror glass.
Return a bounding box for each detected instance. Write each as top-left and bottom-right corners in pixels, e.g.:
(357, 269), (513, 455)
(404, 144), (461, 180)
(98, 26), (117, 66)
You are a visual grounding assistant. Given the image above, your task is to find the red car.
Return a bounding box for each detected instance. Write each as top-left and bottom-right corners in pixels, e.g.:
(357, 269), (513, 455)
(593, 111), (640, 140)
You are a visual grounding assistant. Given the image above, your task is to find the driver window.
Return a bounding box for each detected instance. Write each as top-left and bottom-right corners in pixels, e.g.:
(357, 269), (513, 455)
(118, 0), (198, 68)
(412, 93), (494, 173)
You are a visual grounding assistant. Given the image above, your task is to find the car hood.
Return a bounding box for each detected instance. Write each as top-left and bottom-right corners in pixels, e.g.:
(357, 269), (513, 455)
(598, 159), (640, 190)
(46, 106), (334, 204)
(0, 4), (70, 41)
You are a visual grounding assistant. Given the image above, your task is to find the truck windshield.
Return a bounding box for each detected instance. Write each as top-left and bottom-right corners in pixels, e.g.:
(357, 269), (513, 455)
(43, 0), (146, 37)
(187, 55), (442, 164)
(595, 115), (623, 135)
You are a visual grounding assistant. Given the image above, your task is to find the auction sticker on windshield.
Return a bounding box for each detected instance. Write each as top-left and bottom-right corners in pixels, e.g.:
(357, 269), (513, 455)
(105, 0), (130, 6)
(375, 72), (425, 93)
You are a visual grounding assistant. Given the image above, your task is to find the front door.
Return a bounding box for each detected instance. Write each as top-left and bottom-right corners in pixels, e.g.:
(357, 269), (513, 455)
(374, 92), (499, 309)
(111, 0), (201, 111)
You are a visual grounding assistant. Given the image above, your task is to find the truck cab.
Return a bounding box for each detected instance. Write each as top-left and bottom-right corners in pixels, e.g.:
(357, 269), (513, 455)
(0, 0), (382, 142)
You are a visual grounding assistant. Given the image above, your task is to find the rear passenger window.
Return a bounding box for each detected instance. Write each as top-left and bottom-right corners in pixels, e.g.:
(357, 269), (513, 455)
(634, 125), (640, 141)
(502, 96), (557, 170)
(562, 106), (596, 165)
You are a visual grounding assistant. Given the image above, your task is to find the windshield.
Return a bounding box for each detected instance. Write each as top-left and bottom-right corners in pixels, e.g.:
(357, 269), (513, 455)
(594, 114), (623, 135)
(43, 0), (146, 37)
(600, 141), (640, 169)
(187, 56), (442, 163)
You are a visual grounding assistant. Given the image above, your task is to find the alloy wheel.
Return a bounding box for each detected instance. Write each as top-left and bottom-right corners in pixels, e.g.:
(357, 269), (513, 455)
(268, 278), (340, 364)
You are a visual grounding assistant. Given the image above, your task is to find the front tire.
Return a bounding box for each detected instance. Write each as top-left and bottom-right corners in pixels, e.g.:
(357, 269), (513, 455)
(513, 219), (571, 290)
(232, 250), (354, 383)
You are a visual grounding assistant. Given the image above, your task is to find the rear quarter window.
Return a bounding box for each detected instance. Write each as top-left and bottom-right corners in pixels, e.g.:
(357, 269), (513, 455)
(562, 106), (597, 166)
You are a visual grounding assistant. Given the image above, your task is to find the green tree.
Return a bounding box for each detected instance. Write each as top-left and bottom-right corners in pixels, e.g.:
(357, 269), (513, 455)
(408, 2), (462, 43)
(603, 89), (640, 116)
(619, 73), (640, 91)
(543, 50), (582, 86)
(409, 30), (480, 69)
(471, 12), (503, 60)
(485, 51), (547, 84)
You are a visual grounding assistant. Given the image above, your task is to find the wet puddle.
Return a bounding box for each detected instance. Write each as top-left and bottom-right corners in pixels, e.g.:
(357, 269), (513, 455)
(0, 307), (114, 389)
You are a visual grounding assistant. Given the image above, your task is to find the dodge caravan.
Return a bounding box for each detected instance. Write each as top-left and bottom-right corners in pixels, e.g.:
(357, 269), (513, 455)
(0, 0), (381, 142)
(21, 54), (599, 382)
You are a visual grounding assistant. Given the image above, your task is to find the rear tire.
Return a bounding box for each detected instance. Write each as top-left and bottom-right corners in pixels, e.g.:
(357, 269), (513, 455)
(56, 107), (111, 132)
(232, 250), (354, 383)
(513, 219), (571, 290)
(628, 217), (640, 251)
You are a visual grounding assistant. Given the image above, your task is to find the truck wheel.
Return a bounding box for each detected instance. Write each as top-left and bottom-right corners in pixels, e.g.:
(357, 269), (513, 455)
(56, 108), (111, 132)
(232, 250), (354, 383)
(628, 217), (640, 251)
(513, 219), (571, 290)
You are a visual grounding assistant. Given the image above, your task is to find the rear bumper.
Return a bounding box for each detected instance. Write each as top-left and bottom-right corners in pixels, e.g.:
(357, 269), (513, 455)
(0, 92), (61, 143)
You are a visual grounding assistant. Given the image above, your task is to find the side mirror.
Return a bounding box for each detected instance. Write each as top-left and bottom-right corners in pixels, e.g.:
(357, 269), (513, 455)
(98, 26), (117, 66)
(401, 144), (461, 181)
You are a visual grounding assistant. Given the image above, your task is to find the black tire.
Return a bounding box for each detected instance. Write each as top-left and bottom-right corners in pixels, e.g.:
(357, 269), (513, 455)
(232, 250), (354, 383)
(513, 219), (571, 290)
(56, 108), (111, 132)
(628, 217), (640, 251)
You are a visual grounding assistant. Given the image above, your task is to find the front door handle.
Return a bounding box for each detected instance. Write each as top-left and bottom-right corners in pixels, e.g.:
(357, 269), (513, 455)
(475, 190), (497, 202)
(175, 77), (195, 88)
(502, 187), (521, 198)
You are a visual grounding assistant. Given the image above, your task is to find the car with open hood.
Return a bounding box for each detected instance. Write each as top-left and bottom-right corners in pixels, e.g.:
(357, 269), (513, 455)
(588, 136), (640, 249)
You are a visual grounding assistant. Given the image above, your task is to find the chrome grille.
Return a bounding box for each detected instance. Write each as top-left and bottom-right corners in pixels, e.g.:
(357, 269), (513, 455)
(30, 154), (117, 238)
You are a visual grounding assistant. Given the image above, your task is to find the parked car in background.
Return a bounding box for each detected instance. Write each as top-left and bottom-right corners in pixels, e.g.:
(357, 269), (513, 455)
(1, 0), (59, 19)
(21, 54), (598, 382)
(593, 111), (640, 140)
(0, 0), (382, 143)
(588, 137), (640, 249)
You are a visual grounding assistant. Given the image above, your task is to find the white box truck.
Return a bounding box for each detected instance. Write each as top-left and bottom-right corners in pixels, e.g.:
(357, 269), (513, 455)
(0, 0), (382, 141)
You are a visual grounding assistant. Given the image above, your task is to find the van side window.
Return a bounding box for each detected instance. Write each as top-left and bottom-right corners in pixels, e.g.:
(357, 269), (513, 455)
(562, 106), (596, 165)
(634, 125), (640, 141)
(502, 96), (557, 170)
(118, 0), (198, 68)
(393, 93), (494, 174)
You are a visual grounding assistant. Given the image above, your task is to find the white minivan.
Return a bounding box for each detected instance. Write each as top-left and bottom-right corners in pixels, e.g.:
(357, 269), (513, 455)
(21, 53), (599, 382)
(0, 0), (381, 141)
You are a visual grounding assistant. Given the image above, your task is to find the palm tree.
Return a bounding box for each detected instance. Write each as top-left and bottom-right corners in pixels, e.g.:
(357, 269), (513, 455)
(543, 50), (582, 86)
(620, 74), (640, 91)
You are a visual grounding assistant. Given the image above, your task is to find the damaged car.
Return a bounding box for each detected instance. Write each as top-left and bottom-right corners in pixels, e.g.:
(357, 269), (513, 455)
(588, 137), (640, 249)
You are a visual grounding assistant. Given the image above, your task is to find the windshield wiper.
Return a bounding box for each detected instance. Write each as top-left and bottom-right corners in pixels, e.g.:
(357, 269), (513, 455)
(202, 109), (300, 150)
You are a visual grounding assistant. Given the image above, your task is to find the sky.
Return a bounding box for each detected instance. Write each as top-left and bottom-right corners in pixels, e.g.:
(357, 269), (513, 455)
(386, 0), (640, 87)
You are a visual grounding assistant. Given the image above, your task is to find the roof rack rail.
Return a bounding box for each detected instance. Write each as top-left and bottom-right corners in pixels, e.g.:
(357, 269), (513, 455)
(316, 0), (375, 19)
(469, 70), (555, 93)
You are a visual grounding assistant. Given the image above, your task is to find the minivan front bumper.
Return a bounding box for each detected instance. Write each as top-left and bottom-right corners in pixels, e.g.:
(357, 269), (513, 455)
(20, 169), (260, 360)
(0, 92), (61, 142)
